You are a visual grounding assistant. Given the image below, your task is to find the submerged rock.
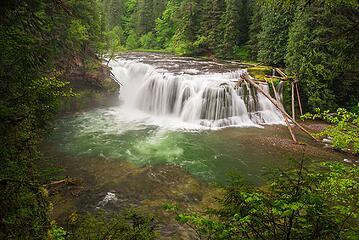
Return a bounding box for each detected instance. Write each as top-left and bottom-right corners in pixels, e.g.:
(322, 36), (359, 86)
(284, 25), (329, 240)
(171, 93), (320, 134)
(97, 192), (118, 208)
(322, 138), (332, 144)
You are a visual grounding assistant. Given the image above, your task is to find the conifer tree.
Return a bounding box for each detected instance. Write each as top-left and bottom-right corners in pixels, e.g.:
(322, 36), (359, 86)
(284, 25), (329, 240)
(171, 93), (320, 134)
(105, 0), (126, 30)
(155, 0), (182, 48)
(257, 1), (294, 66)
(286, 0), (359, 110)
(201, 0), (226, 54)
(171, 0), (201, 54)
(137, 0), (155, 34)
(221, 0), (247, 58)
(248, 0), (262, 60)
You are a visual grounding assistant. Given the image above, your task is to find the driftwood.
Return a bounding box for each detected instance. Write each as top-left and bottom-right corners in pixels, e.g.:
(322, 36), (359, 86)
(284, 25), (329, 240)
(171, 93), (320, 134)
(265, 75), (287, 80)
(240, 73), (318, 142)
(110, 72), (124, 86)
(275, 68), (287, 78)
(44, 177), (79, 187)
(270, 80), (298, 144)
(295, 80), (303, 116)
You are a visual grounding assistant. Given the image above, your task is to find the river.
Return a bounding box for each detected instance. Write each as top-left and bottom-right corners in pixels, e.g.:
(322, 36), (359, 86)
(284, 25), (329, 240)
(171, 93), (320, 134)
(41, 52), (353, 238)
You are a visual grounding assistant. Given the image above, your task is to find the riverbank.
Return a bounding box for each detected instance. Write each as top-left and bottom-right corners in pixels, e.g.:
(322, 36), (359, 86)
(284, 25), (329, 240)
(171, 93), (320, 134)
(58, 58), (120, 114)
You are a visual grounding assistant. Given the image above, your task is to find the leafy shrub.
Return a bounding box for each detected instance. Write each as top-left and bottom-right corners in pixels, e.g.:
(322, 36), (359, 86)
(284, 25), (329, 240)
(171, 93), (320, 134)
(233, 45), (250, 61)
(177, 160), (359, 239)
(48, 222), (66, 240)
(66, 211), (158, 240)
(301, 106), (359, 154)
(126, 31), (140, 49)
(139, 32), (158, 49)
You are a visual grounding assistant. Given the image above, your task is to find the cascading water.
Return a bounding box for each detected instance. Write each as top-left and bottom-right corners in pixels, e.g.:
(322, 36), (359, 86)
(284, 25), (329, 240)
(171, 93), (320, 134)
(110, 56), (284, 129)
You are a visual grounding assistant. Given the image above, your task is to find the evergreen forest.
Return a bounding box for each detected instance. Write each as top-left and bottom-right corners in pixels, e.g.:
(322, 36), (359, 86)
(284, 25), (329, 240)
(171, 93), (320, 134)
(0, 0), (358, 239)
(103, 0), (358, 110)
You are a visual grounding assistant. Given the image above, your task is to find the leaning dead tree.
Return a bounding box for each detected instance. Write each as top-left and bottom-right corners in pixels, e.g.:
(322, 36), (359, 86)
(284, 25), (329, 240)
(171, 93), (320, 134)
(240, 72), (318, 143)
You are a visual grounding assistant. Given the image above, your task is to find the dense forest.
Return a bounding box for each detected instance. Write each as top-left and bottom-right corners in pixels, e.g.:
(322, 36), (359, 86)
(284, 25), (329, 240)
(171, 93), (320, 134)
(102, 0), (359, 111)
(0, 0), (358, 239)
(0, 0), (107, 238)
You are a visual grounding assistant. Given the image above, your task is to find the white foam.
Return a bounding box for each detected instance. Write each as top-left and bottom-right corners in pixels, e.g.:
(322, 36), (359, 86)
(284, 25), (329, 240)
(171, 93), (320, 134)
(97, 192), (118, 207)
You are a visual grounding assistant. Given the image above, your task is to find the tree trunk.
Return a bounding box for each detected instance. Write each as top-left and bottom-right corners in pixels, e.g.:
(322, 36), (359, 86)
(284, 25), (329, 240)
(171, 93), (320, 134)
(292, 81), (295, 120)
(295, 81), (303, 116)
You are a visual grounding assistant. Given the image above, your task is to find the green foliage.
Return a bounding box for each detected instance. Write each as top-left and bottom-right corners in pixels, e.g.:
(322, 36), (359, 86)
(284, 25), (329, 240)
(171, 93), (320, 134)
(286, 0), (359, 110)
(68, 20), (89, 44)
(219, 0), (249, 59)
(140, 32), (158, 49)
(257, 1), (294, 66)
(247, 0), (261, 60)
(66, 211), (158, 240)
(169, 0), (202, 55)
(137, 0), (156, 35)
(155, 0), (181, 48)
(102, 26), (126, 61)
(301, 106), (359, 154)
(126, 30), (141, 49)
(163, 203), (179, 212)
(202, 0), (226, 56)
(104, 0), (126, 30)
(177, 160), (359, 239)
(48, 222), (67, 240)
(106, 0), (253, 56)
(233, 45), (249, 60)
(0, 0), (103, 238)
(171, 36), (193, 55)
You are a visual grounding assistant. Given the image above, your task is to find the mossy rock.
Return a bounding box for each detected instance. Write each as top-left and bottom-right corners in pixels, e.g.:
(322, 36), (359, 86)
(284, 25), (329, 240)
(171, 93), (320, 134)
(101, 77), (120, 93)
(247, 66), (273, 82)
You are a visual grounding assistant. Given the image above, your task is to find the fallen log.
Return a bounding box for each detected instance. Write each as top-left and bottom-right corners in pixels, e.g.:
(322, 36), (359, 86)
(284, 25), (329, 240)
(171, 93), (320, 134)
(240, 73), (318, 142)
(44, 177), (79, 187)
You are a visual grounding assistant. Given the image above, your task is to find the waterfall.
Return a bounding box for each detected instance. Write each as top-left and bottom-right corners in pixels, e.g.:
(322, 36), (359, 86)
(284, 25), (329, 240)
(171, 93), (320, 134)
(110, 59), (284, 129)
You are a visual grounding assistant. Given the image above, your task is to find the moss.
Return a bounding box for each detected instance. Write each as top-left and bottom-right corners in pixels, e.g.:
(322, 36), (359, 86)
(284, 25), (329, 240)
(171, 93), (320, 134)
(58, 89), (119, 113)
(101, 77), (119, 93)
(247, 66), (273, 81)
